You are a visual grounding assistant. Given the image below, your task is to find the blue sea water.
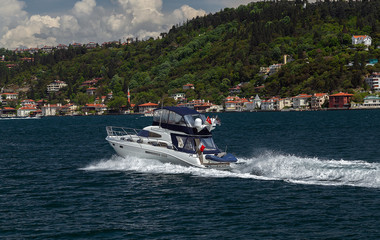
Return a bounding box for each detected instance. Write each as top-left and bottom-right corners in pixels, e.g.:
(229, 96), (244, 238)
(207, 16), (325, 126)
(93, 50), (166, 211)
(1, 110), (379, 239)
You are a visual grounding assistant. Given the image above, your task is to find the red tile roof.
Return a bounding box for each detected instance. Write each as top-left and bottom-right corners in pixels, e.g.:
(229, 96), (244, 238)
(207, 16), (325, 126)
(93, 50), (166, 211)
(139, 102), (159, 107)
(329, 92), (353, 97)
(314, 93), (327, 97)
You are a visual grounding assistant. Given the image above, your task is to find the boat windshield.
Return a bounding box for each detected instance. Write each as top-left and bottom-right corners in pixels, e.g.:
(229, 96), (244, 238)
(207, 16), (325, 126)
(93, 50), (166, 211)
(184, 114), (207, 127)
(172, 135), (219, 154)
(200, 137), (218, 152)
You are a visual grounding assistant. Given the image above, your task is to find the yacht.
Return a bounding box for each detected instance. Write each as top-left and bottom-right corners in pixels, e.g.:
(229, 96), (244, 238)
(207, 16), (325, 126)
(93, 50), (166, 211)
(106, 106), (238, 169)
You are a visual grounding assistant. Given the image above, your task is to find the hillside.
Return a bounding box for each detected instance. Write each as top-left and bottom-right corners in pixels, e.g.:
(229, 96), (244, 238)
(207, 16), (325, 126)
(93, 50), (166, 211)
(1, 0), (380, 107)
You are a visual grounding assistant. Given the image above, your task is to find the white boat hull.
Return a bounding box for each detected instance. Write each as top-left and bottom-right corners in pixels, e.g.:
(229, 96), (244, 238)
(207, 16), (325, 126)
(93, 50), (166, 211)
(106, 136), (230, 169)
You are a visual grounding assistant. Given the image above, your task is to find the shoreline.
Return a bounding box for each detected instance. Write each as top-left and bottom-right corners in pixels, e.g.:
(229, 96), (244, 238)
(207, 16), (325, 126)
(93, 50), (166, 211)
(3, 107), (380, 119)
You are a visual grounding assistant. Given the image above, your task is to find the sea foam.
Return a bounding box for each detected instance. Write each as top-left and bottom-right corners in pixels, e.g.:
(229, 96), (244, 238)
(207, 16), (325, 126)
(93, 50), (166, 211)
(82, 151), (380, 188)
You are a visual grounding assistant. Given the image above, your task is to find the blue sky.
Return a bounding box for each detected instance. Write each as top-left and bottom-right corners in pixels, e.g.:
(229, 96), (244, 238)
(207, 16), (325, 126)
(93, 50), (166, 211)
(0, 0), (252, 49)
(24, 0), (249, 15)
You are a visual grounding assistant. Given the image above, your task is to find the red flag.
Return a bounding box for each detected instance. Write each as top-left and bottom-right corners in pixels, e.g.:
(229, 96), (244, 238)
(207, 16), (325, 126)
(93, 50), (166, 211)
(206, 116), (211, 124)
(199, 144), (205, 152)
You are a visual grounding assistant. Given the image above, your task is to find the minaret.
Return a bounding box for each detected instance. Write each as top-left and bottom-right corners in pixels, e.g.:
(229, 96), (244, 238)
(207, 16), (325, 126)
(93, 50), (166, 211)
(127, 87), (130, 104)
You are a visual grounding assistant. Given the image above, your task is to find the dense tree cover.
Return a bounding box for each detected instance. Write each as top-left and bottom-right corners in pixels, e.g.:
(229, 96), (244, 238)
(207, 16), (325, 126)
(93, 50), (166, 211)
(1, 0), (380, 106)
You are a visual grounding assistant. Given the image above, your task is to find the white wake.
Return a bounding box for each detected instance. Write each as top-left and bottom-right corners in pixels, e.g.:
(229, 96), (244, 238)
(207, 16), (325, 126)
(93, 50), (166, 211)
(81, 152), (380, 188)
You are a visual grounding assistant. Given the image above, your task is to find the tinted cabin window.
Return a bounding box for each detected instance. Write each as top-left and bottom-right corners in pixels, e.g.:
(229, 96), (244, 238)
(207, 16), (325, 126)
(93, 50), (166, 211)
(149, 132), (161, 138)
(168, 112), (185, 125)
(138, 130), (161, 138)
(153, 109), (169, 124)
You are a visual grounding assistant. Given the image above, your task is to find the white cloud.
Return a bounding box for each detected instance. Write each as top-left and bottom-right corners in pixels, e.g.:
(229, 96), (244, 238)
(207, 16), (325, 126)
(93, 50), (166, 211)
(172, 5), (206, 22)
(73, 0), (96, 16)
(0, 0), (27, 36)
(0, 0), (208, 49)
(1, 15), (60, 48)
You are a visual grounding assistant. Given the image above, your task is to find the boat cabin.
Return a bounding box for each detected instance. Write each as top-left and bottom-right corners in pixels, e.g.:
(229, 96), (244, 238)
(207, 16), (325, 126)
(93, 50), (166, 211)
(152, 107), (220, 154)
(153, 107), (210, 135)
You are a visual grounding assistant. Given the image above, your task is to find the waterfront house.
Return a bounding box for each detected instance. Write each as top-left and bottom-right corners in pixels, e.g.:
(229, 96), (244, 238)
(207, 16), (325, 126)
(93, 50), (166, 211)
(194, 102), (213, 112)
(138, 102), (159, 113)
(329, 92), (353, 109)
(311, 93), (329, 110)
(179, 99), (205, 109)
(60, 104), (79, 115)
(283, 97), (293, 108)
(293, 94), (312, 109)
(365, 72), (380, 92)
(352, 35), (372, 46)
(225, 100), (239, 111)
(363, 96), (380, 108)
(244, 102), (256, 111)
(224, 96), (248, 111)
(1, 107), (16, 117)
(207, 104), (223, 112)
(17, 105), (37, 117)
(261, 99), (276, 111)
(82, 104), (107, 115)
(260, 97), (285, 111)
(41, 104), (62, 116)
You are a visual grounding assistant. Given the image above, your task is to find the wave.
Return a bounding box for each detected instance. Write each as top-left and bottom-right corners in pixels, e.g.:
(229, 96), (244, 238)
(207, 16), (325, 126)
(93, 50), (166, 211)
(81, 151), (380, 188)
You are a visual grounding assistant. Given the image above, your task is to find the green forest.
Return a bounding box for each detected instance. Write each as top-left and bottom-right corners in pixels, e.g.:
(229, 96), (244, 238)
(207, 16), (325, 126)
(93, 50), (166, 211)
(0, 0), (379, 108)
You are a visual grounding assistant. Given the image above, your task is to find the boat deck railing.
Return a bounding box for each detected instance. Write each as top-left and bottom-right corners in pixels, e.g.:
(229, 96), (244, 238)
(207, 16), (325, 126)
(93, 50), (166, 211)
(106, 126), (178, 151)
(106, 126), (141, 138)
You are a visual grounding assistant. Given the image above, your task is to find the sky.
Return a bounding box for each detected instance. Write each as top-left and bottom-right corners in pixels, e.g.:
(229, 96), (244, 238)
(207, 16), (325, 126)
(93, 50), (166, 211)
(0, 0), (253, 49)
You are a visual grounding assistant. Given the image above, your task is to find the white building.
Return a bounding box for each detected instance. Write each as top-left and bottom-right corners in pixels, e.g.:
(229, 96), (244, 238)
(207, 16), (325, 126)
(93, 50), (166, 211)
(17, 106), (37, 117)
(311, 93), (329, 110)
(261, 99), (276, 111)
(2, 92), (18, 100)
(363, 95), (380, 108)
(207, 104), (223, 112)
(225, 101), (239, 111)
(365, 72), (380, 92)
(21, 99), (36, 107)
(138, 102), (159, 113)
(252, 94), (262, 109)
(41, 104), (62, 116)
(352, 35), (372, 46)
(171, 93), (186, 101)
(283, 97), (293, 108)
(47, 80), (68, 93)
(292, 94), (312, 109)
